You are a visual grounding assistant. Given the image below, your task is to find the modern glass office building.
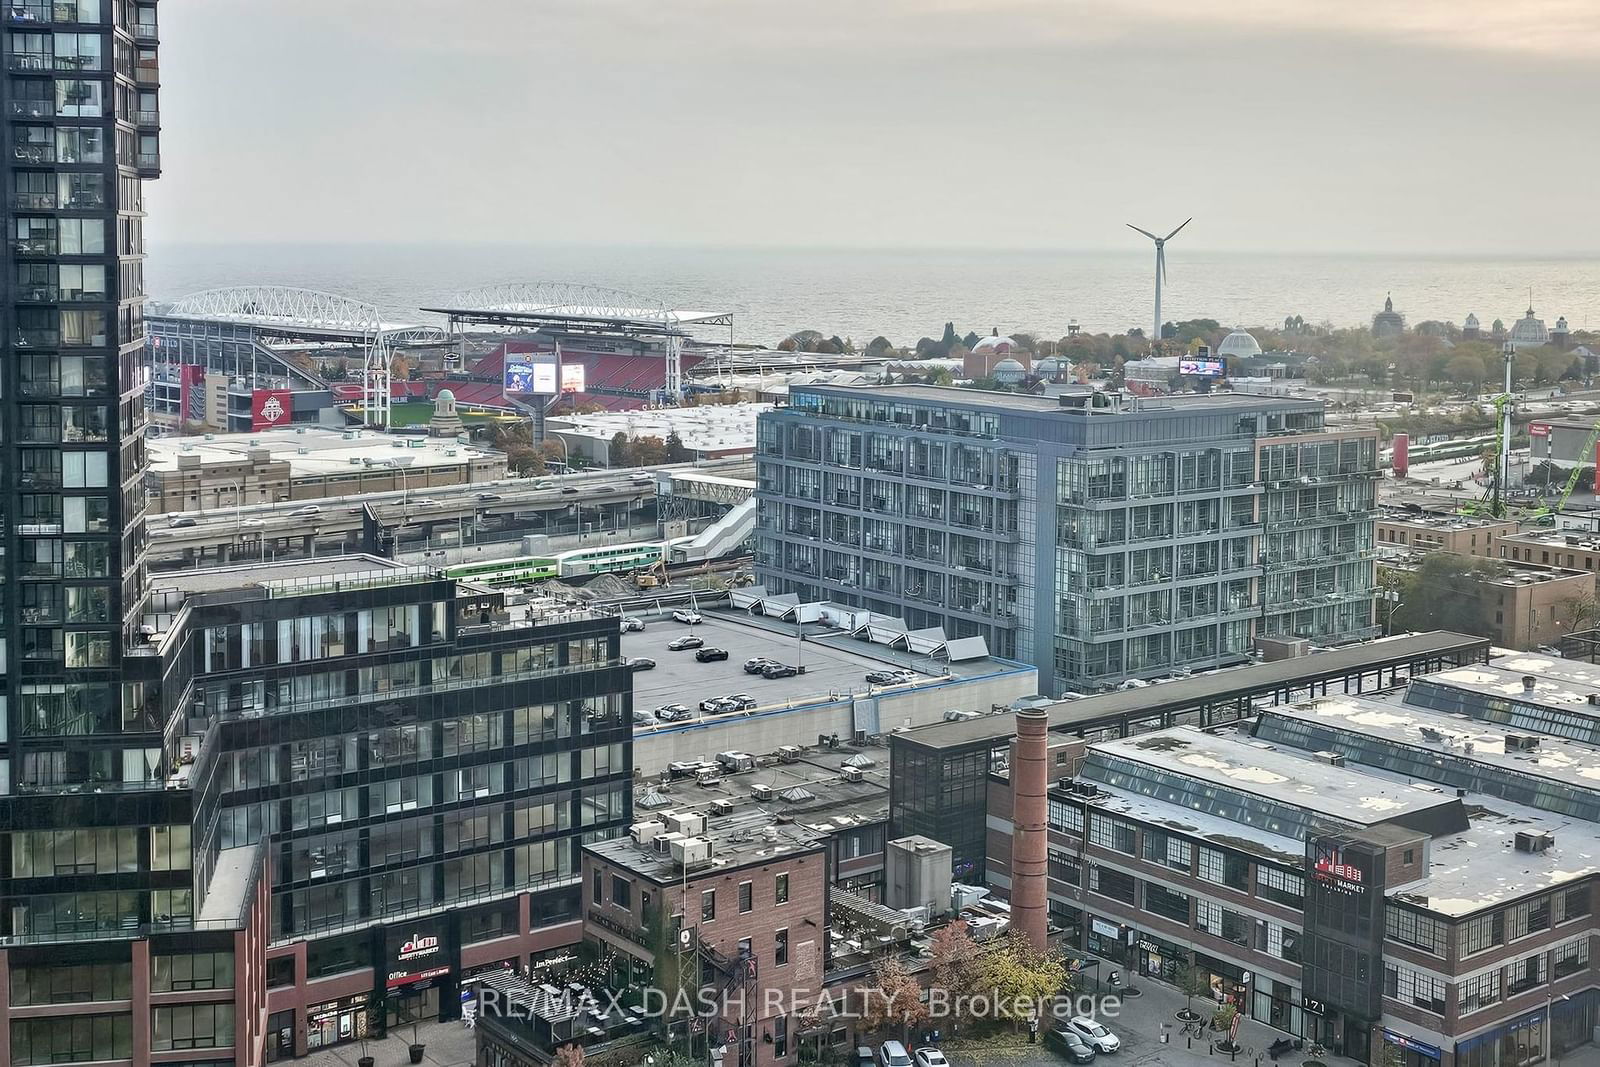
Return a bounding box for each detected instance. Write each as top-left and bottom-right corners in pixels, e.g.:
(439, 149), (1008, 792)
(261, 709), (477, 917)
(755, 384), (1378, 694)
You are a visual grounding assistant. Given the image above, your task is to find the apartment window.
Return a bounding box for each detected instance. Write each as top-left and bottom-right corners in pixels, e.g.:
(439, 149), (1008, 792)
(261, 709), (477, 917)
(1457, 971), (1502, 1014)
(1384, 964), (1445, 1014)
(1088, 814), (1136, 854)
(1197, 847), (1249, 891)
(1141, 830), (1192, 872)
(1554, 937), (1590, 979)
(1459, 911), (1504, 956)
(701, 889), (716, 922)
(10, 962), (130, 1004)
(611, 876), (631, 910)
(775, 927), (789, 966)
(773, 1015), (788, 1059)
(1554, 885), (1590, 924)
(738, 881), (754, 913)
(775, 872), (789, 905)
(1143, 882), (1191, 923)
(1255, 866), (1305, 909)
(1088, 864), (1135, 904)
(1385, 908), (1446, 956)
(1507, 952), (1546, 996)
(12, 1015), (132, 1065)
(591, 869), (602, 906)
(152, 1003), (234, 1051)
(152, 952), (233, 992)
(1048, 797), (1085, 834)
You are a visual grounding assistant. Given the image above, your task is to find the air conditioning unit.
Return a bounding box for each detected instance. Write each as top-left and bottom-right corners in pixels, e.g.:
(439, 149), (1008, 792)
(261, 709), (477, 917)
(1314, 751), (1345, 767)
(630, 820), (666, 846)
(840, 767), (865, 783)
(1505, 734), (1541, 752)
(709, 799), (734, 817)
(671, 836), (713, 869)
(777, 746), (802, 763)
(667, 811), (707, 837)
(653, 832), (685, 856)
(752, 783), (774, 802)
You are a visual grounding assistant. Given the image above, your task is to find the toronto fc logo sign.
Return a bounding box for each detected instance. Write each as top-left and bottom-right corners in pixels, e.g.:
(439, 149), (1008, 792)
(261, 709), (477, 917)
(261, 396), (285, 423)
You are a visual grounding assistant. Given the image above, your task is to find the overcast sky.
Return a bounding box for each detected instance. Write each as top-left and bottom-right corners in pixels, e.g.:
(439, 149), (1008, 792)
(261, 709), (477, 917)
(149, 0), (1600, 254)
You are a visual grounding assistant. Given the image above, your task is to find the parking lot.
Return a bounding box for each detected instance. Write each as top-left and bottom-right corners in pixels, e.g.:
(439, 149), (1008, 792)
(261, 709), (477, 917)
(622, 612), (931, 723)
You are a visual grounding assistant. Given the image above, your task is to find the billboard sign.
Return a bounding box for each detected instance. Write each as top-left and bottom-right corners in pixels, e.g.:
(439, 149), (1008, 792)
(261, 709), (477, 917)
(251, 389), (292, 430)
(1529, 423), (1550, 437)
(504, 360), (559, 394)
(559, 363), (586, 394)
(1179, 359), (1225, 377)
(386, 920), (450, 989)
(1312, 843), (1367, 894)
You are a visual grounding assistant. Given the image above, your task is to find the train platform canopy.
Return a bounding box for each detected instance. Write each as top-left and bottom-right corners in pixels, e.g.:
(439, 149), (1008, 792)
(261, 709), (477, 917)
(727, 587), (990, 661)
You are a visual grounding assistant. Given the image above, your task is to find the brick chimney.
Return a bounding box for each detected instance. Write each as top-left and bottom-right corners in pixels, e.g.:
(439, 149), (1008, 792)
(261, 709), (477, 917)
(1012, 707), (1050, 951)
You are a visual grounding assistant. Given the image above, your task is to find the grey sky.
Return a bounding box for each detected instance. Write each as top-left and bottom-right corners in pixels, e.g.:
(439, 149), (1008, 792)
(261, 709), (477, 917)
(149, 0), (1600, 253)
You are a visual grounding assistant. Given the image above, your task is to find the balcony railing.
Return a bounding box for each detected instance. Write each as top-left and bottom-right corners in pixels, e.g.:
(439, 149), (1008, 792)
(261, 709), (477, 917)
(16, 285), (58, 302)
(9, 51), (51, 71)
(135, 18), (158, 39)
(136, 152), (160, 169)
(134, 108), (159, 124)
(11, 191), (55, 210)
(15, 328), (61, 348)
(10, 99), (53, 118)
(13, 143), (55, 164)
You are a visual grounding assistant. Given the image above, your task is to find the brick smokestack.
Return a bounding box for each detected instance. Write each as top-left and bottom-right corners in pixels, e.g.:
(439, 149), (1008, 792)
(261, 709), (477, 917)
(1012, 707), (1050, 951)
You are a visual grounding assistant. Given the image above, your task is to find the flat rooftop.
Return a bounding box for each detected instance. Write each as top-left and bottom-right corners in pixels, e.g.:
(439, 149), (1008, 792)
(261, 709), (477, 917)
(1414, 657), (1600, 711)
(640, 746), (889, 840)
(548, 403), (771, 453)
(896, 631), (1490, 751)
(148, 426), (502, 477)
(149, 554), (412, 597)
(587, 805), (824, 883)
(1376, 511), (1516, 530)
(1086, 725), (1461, 828)
(794, 382), (1317, 415)
(626, 610), (1004, 727)
(1261, 694), (1600, 792)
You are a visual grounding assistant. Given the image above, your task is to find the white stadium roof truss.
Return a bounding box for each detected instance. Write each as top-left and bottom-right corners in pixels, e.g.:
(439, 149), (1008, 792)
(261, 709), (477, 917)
(433, 282), (735, 400)
(161, 287), (449, 430)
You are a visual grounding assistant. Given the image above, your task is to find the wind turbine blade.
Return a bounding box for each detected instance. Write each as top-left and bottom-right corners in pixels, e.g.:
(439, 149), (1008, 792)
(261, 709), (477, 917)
(1163, 217), (1193, 241)
(1125, 223), (1160, 241)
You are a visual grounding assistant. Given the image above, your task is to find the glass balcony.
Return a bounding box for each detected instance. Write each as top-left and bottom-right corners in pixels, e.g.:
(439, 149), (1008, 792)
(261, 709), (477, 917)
(9, 98), (53, 117)
(9, 52), (51, 71)
(134, 56), (157, 84)
(135, 16), (158, 40)
(12, 191), (56, 210)
(12, 237), (57, 255)
(134, 108), (159, 124)
(15, 327), (61, 348)
(137, 151), (160, 169)
(13, 142), (54, 163)
(16, 284), (58, 302)
(7, 2), (51, 21)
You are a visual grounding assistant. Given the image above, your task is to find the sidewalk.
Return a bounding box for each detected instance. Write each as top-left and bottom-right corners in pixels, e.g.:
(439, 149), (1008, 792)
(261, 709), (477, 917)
(300, 1020), (476, 1067)
(944, 979), (1363, 1067)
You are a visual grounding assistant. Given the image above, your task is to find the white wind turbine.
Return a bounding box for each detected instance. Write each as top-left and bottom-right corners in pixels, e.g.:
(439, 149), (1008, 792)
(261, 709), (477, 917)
(1126, 218), (1192, 345)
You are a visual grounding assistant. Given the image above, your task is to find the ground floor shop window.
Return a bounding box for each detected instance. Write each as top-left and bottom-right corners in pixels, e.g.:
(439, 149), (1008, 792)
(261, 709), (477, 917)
(306, 994), (370, 1052)
(1251, 976), (1303, 1037)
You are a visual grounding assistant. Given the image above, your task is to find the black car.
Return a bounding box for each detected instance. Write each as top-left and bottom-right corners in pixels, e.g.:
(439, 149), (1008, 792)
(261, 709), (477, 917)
(761, 663), (799, 679)
(726, 694), (757, 711)
(695, 647), (730, 662)
(627, 657), (656, 671)
(1045, 1028), (1096, 1064)
(743, 657), (778, 674)
(667, 636), (704, 651)
(654, 704), (692, 721)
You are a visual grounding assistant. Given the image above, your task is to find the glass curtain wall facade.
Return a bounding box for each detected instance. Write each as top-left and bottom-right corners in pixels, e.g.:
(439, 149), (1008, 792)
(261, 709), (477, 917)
(756, 386), (1379, 695)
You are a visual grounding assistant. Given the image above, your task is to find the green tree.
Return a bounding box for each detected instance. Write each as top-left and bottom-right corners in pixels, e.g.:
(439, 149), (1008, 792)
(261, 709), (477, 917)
(664, 431), (691, 464)
(1390, 554), (1503, 637)
(632, 435), (669, 467)
(609, 431), (632, 468)
(974, 932), (1069, 1023)
(1175, 958), (1211, 1021)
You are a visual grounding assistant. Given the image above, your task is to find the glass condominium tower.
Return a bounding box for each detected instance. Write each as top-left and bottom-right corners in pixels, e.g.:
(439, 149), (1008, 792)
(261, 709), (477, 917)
(2, 1), (161, 897)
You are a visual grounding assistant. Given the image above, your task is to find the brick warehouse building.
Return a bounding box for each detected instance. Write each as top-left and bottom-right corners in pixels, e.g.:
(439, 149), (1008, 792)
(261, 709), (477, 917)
(984, 655), (1600, 1067)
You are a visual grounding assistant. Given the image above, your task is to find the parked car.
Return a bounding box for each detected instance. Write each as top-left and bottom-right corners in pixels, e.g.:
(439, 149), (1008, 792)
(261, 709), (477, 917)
(654, 704), (692, 721)
(700, 697), (735, 714)
(761, 663), (800, 679)
(632, 712), (658, 727)
(726, 694), (757, 711)
(1045, 1028), (1097, 1064)
(620, 617), (646, 632)
(666, 636), (704, 651)
(743, 657), (779, 674)
(865, 669), (913, 685)
(914, 1049), (949, 1067)
(1064, 1018), (1120, 1054)
(673, 610), (703, 625)
(695, 647), (730, 663)
(626, 657), (656, 671)
(879, 1042), (913, 1067)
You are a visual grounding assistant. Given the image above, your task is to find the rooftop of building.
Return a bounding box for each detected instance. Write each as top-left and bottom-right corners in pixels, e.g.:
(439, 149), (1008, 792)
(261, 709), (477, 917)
(788, 382), (1322, 415)
(1500, 528), (1600, 549)
(148, 554), (416, 598)
(1086, 724), (1462, 828)
(546, 402), (772, 453)
(1376, 511), (1518, 531)
(638, 744), (890, 837)
(147, 426), (502, 477)
(1414, 655), (1600, 711)
(895, 631), (1490, 751)
(587, 804), (825, 884)
(626, 609), (1019, 732)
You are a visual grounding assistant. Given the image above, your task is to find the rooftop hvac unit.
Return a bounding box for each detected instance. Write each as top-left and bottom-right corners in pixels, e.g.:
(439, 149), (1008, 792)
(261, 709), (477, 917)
(709, 799), (734, 817)
(653, 831), (685, 856)
(671, 835), (713, 869)
(1515, 830), (1556, 853)
(777, 746), (802, 763)
(1588, 694), (1600, 707)
(630, 820), (666, 846)
(1314, 751), (1346, 767)
(667, 811), (707, 837)
(840, 767), (865, 783)
(752, 783), (774, 802)
(1505, 734), (1541, 752)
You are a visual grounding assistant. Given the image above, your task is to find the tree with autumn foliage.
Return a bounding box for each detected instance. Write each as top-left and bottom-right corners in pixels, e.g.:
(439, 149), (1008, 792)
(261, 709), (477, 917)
(552, 1043), (586, 1067)
(927, 922), (982, 1003)
(974, 932), (1070, 1017)
(857, 955), (927, 1040)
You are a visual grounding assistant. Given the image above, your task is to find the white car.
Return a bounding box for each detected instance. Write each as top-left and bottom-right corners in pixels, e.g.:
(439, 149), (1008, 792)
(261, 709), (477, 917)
(879, 1042), (912, 1067)
(240, 518), (264, 527)
(620, 617), (645, 632)
(914, 1049), (948, 1067)
(672, 610), (703, 625)
(292, 504), (321, 516)
(1065, 1017), (1120, 1054)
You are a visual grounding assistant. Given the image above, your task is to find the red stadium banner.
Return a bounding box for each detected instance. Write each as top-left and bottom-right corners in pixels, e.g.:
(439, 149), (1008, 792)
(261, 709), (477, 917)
(251, 389), (292, 430)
